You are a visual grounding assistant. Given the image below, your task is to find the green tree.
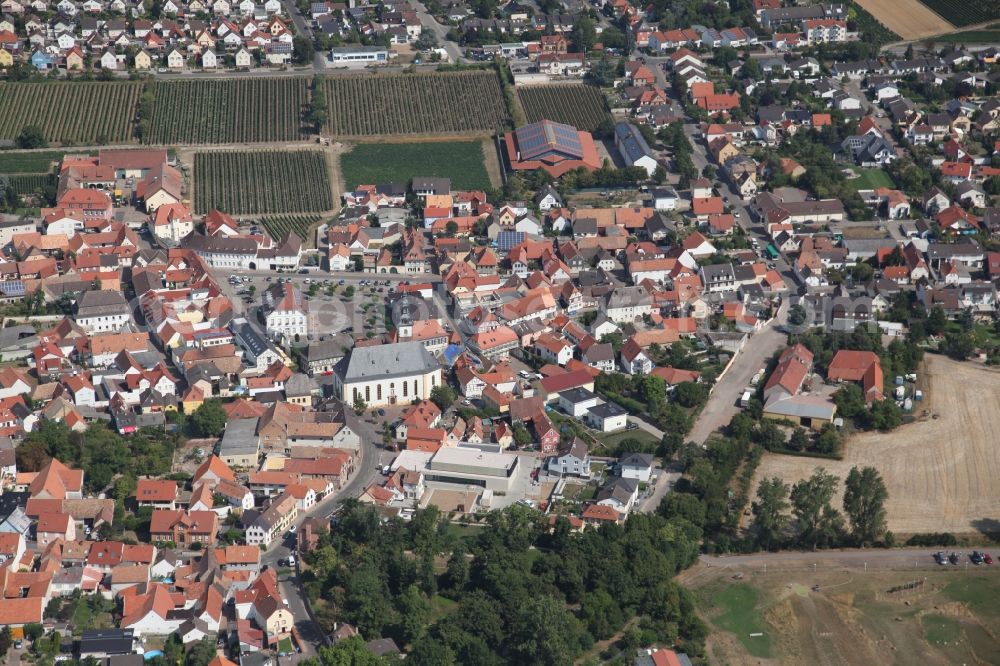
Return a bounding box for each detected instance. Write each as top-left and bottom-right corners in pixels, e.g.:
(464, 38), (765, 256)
(443, 548), (469, 594)
(511, 422), (532, 448)
(790, 468), (843, 550)
(926, 305), (947, 336)
(509, 594), (588, 665)
(293, 34), (315, 64)
(408, 636), (456, 666)
(16, 124), (47, 149)
(788, 427), (809, 452)
(843, 466), (888, 546)
(430, 385), (457, 410)
(311, 636), (391, 665)
(586, 55), (617, 86)
(788, 303), (807, 326)
(752, 477), (790, 550)
(674, 381), (707, 408)
(185, 637), (218, 666)
(395, 584), (430, 645)
(570, 15), (596, 52)
(580, 589), (624, 640)
(190, 400), (227, 438)
(23, 623), (44, 641)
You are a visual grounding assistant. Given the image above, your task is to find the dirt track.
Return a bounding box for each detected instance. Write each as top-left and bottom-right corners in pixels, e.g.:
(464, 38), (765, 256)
(855, 0), (954, 39)
(752, 355), (1000, 535)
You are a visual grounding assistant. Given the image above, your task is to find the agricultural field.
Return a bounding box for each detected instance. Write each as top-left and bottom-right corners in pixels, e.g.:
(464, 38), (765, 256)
(916, 0), (1000, 27)
(936, 27), (1000, 42)
(854, 0), (954, 39)
(688, 567), (1000, 665)
(517, 84), (611, 132)
(145, 78), (309, 145)
(0, 151), (67, 174)
(194, 151), (332, 215)
(0, 82), (141, 145)
(324, 71), (509, 137)
(2, 174), (55, 195)
(340, 141), (492, 191)
(260, 215), (323, 242)
(752, 355), (1000, 535)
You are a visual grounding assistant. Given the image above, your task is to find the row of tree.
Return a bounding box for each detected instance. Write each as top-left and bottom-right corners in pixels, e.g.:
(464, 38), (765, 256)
(752, 466), (889, 551)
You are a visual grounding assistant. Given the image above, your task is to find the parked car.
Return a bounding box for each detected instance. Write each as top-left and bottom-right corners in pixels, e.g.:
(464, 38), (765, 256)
(934, 551), (947, 565)
(985, 553), (993, 565)
(971, 551), (984, 565)
(949, 552), (960, 565)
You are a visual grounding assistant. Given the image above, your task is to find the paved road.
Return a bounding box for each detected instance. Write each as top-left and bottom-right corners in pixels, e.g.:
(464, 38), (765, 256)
(409, 0), (464, 63)
(676, 118), (797, 446)
(262, 433), (380, 655)
(697, 547), (990, 572)
(278, 0), (328, 71)
(687, 300), (788, 445)
(228, 267), (442, 284)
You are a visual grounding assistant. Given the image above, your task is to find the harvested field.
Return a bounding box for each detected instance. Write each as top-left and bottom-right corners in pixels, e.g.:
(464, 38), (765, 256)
(854, 0), (954, 39)
(752, 355), (1000, 535)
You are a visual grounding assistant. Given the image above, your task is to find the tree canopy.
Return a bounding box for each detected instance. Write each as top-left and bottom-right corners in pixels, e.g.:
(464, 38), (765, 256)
(299, 502), (706, 665)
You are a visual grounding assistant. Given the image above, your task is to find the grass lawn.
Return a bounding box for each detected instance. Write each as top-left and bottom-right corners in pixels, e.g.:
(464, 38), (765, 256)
(597, 429), (658, 452)
(922, 613), (961, 644)
(429, 595), (458, 624)
(277, 637), (294, 654)
(705, 583), (773, 658)
(439, 521), (487, 546)
(341, 141), (491, 191)
(846, 168), (894, 191)
(943, 576), (1000, 615)
(0, 151), (66, 174)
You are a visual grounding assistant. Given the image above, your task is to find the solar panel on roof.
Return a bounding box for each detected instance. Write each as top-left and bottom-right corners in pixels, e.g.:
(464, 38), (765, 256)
(0, 281), (25, 297)
(496, 231), (526, 252)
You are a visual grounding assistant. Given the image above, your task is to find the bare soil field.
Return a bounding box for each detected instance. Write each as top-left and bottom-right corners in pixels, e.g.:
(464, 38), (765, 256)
(687, 567), (1000, 666)
(752, 355), (1000, 535)
(855, 0), (955, 39)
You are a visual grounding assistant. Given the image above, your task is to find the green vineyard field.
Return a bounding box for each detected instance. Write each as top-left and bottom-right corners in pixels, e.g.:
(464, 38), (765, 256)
(517, 85), (611, 132)
(0, 82), (141, 145)
(261, 215), (323, 241)
(324, 71), (509, 136)
(146, 78), (309, 145)
(194, 151), (332, 215)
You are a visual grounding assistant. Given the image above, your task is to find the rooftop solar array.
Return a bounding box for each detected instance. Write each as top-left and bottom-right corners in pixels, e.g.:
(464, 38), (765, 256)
(0, 281), (26, 298)
(515, 120), (584, 161)
(496, 231), (526, 252)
